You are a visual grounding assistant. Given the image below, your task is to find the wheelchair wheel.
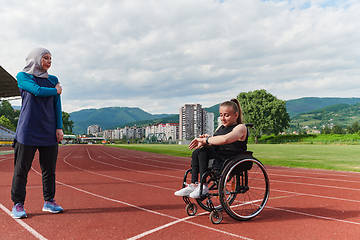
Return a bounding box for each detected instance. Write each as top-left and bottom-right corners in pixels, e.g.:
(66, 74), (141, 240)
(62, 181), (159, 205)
(210, 210), (223, 224)
(219, 158), (270, 221)
(186, 203), (197, 216)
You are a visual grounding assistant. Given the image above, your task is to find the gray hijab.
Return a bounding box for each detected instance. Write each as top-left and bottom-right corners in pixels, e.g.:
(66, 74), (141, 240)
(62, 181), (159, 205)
(22, 47), (51, 78)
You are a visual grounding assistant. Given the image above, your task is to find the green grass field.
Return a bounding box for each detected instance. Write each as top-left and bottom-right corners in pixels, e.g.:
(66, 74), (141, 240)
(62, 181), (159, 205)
(109, 144), (360, 172)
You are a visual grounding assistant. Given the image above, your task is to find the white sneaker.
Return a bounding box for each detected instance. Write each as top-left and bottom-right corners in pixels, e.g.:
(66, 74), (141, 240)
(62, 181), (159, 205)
(189, 184), (209, 198)
(174, 184), (196, 197)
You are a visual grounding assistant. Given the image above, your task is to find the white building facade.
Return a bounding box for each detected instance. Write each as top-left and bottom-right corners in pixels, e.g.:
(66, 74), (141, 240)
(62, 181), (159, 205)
(87, 125), (102, 135)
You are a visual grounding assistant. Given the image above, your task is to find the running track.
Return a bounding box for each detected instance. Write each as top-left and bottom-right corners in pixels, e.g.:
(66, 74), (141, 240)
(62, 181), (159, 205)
(1, 145), (360, 239)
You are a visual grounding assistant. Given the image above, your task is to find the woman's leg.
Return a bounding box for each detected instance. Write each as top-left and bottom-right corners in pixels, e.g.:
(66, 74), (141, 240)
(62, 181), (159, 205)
(190, 148), (201, 183)
(197, 147), (223, 183)
(11, 142), (37, 204)
(38, 145), (58, 201)
(174, 149), (200, 196)
(191, 147), (223, 184)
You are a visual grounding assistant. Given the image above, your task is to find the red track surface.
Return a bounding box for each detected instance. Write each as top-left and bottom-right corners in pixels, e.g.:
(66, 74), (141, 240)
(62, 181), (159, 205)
(1, 144), (360, 239)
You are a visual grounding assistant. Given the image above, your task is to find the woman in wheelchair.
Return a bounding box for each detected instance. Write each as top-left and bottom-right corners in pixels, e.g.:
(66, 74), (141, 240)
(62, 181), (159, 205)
(175, 98), (248, 199)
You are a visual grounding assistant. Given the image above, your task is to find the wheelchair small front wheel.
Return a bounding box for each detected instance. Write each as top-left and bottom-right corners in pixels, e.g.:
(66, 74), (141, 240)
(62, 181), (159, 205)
(186, 203), (197, 216)
(210, 210), (223, 224)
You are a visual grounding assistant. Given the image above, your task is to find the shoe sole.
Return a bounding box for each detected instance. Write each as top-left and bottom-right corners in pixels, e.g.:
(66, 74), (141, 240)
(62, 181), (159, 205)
(189, 191), (209, 199)
(174, 193), (191, 197)
(42, 208), (63, 214)
(11, 213), (27, 219)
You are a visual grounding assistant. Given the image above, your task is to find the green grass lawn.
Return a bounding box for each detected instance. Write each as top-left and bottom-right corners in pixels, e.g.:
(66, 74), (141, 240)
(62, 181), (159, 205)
(0, 150), (13, 156)
(109, 144), (360, 172)
(247, 144), (360, 172)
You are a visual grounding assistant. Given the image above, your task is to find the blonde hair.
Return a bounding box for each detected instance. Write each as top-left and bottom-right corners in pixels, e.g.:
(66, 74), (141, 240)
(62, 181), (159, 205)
(220, 98), (243, 124)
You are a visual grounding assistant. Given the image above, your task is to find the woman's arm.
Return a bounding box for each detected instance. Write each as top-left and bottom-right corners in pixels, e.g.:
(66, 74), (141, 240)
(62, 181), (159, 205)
(189, 124), (247, 150)
(17, 72), (60, 97)
(54, 94), (64, 142)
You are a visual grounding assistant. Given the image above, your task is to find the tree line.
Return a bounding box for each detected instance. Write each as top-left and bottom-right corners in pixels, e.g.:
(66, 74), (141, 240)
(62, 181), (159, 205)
(322, 122), (360, 135)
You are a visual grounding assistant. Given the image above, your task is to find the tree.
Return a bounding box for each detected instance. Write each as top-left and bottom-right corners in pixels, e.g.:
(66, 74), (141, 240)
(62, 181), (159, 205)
(347, 125), (355, 134)
(0, 100), (19, 127)
(62, 111), (74, 134)
(0, 115), (15, 132)
(322, 126), (331, 134)
(332, 125), (344, 134)
(237, 89), (290, 142)
(352, 122), (360, 132)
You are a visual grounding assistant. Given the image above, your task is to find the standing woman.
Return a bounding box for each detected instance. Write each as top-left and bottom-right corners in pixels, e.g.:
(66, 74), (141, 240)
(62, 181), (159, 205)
(11, 47), (64, 218)
(175, 98), (248, 198)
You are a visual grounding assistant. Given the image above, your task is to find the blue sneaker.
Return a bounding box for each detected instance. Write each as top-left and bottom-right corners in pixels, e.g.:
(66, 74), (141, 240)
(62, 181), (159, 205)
(42, 199), (63, 213)
(11, 203), (27, 219)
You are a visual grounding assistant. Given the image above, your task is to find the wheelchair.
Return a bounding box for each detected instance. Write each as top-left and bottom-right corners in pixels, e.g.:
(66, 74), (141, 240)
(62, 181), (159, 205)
(180, 124), (270, 224)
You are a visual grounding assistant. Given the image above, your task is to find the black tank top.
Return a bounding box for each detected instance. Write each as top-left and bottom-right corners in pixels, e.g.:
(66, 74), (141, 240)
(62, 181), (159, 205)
(212, 124), (247, 158)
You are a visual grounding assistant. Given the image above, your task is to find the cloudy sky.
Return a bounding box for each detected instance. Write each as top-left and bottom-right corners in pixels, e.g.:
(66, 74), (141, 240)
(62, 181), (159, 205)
(1, 0), (359, 114)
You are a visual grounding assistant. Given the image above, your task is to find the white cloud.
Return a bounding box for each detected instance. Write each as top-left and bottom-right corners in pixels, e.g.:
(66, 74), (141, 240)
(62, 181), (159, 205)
(2, 0), (360, 114)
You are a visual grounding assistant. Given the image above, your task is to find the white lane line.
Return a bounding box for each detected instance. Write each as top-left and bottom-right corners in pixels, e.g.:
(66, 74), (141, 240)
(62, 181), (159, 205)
(100, 147), (190, 167)
(271, 179), (360, 191)
(0, 156), (13, 162)
(30, 146), (360, 239)
(127, 214), (252, 240)
(269, 172), (360, 184)
(85, 148), (183, 179)
(29, 172), (250, 239)
(267, 205), (360, 226)
(0, 203), (47, 240)
(271, 188), (360, 203)
(267, 167), (360, 178)
(128, 194), (298, 240)
(62, 147), (250, 239)
(61, 156), (175, 191)
(98, 145), (360, 203)
(95, 147), (185, 171)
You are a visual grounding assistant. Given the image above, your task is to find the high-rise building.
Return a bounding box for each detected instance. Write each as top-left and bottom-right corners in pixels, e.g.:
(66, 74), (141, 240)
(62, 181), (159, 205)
(205, 112), (214, 136)
(179, 104), (213, 140)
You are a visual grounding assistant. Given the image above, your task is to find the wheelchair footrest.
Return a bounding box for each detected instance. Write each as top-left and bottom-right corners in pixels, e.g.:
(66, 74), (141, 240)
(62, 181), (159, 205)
(182, 196), (192, 205)
(206, 198), (217, 213)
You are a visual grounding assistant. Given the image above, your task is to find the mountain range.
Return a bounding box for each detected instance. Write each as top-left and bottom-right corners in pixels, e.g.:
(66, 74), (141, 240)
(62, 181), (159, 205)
(286, 97), (360, 117)
(70, 107), (172, 134)
(290, 103), (360, 130)
(70, 97), (360, 134)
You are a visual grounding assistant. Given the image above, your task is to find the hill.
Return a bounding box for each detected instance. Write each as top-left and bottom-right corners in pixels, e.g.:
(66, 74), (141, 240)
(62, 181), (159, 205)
(290, 103), (360, 131)
(286, 97), (360, 117)
(70, 107), (172, 134)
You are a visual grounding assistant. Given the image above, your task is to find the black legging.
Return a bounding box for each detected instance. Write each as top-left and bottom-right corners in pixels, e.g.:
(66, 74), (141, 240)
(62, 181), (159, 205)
(191, 147), (224, 183)
(11, 141), (58, 204)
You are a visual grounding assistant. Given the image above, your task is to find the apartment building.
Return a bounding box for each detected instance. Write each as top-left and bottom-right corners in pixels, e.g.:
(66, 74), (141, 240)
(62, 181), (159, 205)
(145, 123), (179, 140)
(87, 125), (102, 135)
(205, 112), (214, 136)
(165, 123), (179, 140)
(179, 104), (214, 140)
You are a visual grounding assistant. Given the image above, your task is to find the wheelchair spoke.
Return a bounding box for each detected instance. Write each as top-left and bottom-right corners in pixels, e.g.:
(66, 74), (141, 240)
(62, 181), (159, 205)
(220, 159), (270, 221)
